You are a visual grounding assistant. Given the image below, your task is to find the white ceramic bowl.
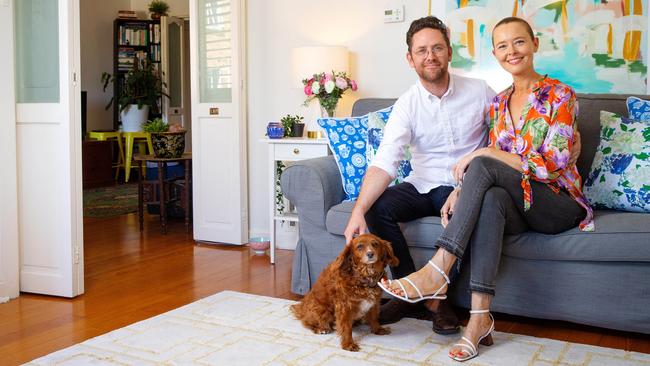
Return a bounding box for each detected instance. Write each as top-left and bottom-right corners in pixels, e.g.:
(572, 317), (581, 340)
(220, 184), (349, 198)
(249, 237), (270, 255)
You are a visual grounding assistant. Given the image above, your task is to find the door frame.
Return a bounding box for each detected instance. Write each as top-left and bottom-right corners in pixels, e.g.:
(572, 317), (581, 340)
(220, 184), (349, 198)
(0, 0), (19, 300)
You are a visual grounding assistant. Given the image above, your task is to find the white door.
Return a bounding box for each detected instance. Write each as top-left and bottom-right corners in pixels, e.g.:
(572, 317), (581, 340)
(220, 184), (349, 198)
(0, 0), (19, 300)
(14, 0), (84, 297)
(190, 0), (248, 244)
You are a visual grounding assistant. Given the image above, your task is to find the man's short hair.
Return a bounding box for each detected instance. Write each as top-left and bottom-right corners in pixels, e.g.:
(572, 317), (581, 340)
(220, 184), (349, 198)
(406, 16), (451, 52)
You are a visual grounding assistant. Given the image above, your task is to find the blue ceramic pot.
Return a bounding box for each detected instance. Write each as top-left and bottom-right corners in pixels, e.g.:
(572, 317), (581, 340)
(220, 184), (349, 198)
(267, 122), (284, 139)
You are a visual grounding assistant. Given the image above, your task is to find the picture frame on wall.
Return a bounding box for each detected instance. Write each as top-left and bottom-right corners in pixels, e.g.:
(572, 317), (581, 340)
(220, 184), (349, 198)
(445, 0), (647, 94)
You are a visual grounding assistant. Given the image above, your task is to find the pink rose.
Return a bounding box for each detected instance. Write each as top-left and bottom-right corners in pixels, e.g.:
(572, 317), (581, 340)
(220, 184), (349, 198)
(322, 73), (333, 83)
(350, 79), (358, 91)
(335, 77), (348, 90)
(304, 84), (313, 96)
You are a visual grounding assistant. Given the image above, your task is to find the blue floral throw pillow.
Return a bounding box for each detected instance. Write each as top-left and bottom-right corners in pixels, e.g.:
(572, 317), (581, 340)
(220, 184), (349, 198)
(626, 96), (650, 121)
(366, 106), (412, 185)
(318, 115), (369, 201)
(583, 111), (650, 212)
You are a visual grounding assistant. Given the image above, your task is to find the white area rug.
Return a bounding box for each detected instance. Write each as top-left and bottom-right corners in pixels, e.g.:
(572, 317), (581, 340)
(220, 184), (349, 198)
(27, 291), (650, 365)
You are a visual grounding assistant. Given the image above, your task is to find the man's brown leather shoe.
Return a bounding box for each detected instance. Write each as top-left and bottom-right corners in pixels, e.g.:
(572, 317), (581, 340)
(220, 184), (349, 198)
(378, 298), (428, 325)
(423, 299), (460, 335)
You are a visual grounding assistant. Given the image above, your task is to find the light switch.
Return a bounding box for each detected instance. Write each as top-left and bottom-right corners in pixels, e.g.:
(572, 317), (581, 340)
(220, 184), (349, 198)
(3, 0), (9, 7)
(384, 5), (404, 23)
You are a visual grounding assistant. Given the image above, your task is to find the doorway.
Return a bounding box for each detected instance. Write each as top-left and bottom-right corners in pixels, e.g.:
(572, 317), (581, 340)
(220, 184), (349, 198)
(79, 3), (192, 226)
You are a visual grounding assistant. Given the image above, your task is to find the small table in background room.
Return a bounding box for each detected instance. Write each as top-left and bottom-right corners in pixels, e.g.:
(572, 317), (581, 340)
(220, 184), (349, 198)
(134, 153), (192, 235)
(262, 137), (329, 264)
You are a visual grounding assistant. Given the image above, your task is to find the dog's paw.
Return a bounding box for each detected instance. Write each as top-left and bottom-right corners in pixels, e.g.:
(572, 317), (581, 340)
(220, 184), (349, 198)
(373, 326), (391, 335)
(342, 342), (360, 352)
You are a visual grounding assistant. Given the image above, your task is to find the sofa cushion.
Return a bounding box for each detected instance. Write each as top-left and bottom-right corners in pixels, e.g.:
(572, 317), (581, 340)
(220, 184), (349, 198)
(627, 96), (650, 120)
(326, 202), (650, 262)
(503, 210), (650, 262)
(366, 106), (412, 185)
(583, 111), (650, 212)
(573, 94), (646, 181)
(317, 115), (369, 201)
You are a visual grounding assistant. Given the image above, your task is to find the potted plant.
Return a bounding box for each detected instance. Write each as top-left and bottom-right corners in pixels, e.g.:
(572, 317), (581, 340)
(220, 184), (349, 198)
(148, 0), (169, 19)
(280, 114), (305, 137)
(102, 61), (168, 132)
(142, 118), (186, 158)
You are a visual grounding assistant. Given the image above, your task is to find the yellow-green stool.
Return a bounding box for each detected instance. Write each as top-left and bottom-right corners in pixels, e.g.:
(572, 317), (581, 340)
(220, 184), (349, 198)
(122, 132), (154, 182)
(87, 131), (124, 180)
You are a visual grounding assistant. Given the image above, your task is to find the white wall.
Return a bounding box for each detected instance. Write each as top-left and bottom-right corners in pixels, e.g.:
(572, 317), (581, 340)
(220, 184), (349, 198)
(246, 0), (444, 246)
(80, 0), (131, 131)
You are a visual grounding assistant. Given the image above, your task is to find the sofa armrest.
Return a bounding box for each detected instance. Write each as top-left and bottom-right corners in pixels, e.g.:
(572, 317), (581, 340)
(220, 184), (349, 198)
(280, 155), (344, 230)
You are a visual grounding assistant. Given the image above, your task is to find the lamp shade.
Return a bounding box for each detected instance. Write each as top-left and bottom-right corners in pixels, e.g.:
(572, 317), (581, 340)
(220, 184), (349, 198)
(291, 46), (349, 88)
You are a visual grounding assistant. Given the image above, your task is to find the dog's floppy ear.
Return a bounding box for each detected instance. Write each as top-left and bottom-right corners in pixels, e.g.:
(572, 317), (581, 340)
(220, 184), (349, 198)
(380, 239), (399, 267)
(333, 241), (354, 274)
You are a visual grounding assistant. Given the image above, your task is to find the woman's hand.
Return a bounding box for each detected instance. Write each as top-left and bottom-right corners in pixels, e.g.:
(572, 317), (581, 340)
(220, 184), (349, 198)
(441, 188), (461, 228)
(453, 149), (487, 184)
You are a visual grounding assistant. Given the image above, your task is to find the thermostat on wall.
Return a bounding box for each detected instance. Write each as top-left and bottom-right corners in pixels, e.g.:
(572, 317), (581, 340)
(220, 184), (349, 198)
(384, 5), (404, 23)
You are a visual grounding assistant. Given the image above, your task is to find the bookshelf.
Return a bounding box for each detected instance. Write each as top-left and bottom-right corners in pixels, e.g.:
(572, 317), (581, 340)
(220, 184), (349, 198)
(111, 18), (162, 130)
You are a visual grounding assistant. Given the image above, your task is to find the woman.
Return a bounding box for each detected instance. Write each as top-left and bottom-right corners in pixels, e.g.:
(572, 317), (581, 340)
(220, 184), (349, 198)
(378, 17), (593, 362)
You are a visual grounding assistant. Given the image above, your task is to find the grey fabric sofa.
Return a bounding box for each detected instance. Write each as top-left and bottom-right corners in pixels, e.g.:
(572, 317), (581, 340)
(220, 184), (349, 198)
(281, 94), (650, 334)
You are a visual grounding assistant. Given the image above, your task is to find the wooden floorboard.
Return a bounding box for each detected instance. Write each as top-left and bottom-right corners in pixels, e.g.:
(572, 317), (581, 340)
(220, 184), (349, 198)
(0, 213), (648, 365)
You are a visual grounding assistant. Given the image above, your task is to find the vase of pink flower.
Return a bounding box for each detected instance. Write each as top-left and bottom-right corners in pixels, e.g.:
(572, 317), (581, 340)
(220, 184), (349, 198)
(302, 71), (358, 117)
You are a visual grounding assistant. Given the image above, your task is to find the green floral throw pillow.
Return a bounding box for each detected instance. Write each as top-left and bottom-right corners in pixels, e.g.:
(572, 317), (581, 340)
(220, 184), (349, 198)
(583, 111), (650, 212)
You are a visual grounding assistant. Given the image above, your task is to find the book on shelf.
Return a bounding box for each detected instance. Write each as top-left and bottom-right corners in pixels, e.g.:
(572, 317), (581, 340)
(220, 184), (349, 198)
(118, 23), (149, 46)
(117, 48), (149, 71)
(148, 23), (161, 44)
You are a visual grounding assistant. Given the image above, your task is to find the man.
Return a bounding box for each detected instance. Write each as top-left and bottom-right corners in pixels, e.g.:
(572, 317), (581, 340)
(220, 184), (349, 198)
(343, 16), (496, 334)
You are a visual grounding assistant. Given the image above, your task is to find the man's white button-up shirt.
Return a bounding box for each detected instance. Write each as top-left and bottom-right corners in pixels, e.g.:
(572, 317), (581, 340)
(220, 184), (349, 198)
(370, 73), (496, 193)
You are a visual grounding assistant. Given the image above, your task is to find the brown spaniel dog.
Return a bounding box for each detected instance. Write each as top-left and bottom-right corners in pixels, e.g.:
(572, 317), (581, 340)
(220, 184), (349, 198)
(290, 233), (399, 351)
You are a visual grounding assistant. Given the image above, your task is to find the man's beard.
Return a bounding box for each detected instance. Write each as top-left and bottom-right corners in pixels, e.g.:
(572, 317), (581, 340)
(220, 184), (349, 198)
(417, 63), (448, 84)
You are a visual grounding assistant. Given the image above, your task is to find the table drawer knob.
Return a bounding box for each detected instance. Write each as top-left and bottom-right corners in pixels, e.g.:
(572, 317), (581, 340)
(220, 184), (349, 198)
(293, 148), (300, 154)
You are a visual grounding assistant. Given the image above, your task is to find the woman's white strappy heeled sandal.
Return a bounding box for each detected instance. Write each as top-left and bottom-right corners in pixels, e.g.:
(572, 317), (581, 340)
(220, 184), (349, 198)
(449, 309), (495, 362)
(377, 260), (450, 303)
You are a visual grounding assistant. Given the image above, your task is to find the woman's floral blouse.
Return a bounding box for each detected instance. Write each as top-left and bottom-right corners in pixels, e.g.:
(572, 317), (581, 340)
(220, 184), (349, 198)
(488, 76), (594, 231)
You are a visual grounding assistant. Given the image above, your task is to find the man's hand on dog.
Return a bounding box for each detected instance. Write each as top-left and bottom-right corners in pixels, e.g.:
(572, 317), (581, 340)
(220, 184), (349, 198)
(344, 209), (368, 245)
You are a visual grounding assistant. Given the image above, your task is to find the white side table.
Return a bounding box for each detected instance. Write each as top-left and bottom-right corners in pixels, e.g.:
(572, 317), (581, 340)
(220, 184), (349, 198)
(262, 137), (329, 264)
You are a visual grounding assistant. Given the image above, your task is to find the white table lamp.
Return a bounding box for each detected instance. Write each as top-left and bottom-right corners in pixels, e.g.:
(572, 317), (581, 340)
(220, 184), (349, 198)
(291, 46), (349, 88)
(292, 46), (350, 137)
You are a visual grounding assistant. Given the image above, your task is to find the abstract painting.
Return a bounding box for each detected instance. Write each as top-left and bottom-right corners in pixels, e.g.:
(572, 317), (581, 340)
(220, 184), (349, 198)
(445, 0), (648, 94)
